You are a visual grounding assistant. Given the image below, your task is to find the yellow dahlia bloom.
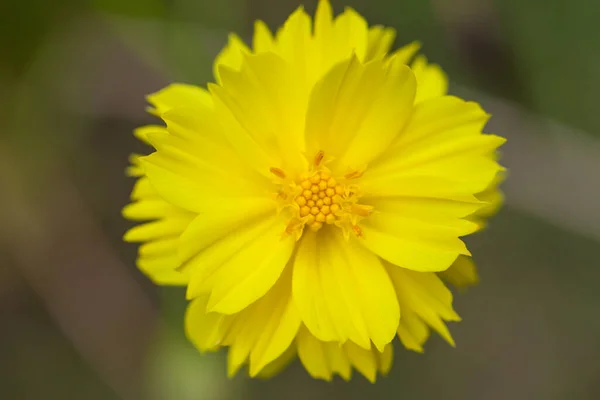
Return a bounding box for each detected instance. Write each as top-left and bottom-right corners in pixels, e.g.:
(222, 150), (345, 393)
(123, 0), (505, 382)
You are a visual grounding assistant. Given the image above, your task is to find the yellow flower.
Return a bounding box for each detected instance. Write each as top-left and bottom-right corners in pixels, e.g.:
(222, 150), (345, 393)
(123, 0), (505, 382)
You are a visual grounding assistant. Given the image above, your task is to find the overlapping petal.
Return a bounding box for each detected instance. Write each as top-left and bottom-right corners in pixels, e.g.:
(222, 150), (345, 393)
(292, 230), (399, 351)
(123, 128), (194, 285)
(213, 0), (425, 88)
(186, 265), (395, 381)
(304, 54), (416, 172)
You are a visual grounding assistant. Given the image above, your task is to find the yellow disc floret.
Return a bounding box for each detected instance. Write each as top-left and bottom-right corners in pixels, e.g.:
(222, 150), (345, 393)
(273, 151), (373, 240)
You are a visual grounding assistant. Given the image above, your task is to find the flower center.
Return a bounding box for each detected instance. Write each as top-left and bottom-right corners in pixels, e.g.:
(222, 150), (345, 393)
(295, 170), (344, 229)
(271, 151), (373, 240)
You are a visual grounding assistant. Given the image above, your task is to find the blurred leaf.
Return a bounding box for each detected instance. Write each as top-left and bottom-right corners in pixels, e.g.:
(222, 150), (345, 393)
(171, 0), (247, 30)
(495, 0), (600, 134)
(0, 0), (80, 77)
(144, 321), (234, 400)
(159, 286), (188, 329)
(165, 22), (218, 84)
(100, 15), (171, 77)
(90, 0), (166, 18)
(359, 0), (462, 79)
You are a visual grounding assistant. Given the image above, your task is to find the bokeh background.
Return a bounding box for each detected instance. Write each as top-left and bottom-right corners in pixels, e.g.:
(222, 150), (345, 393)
(2, 0), (600, 399)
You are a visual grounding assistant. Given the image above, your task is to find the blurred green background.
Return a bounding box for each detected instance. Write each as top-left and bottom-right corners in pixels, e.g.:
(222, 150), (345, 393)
(1, 0), (600, 399)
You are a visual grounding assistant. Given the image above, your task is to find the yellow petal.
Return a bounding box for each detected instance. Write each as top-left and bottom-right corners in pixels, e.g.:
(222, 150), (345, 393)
(123, 218), (192, 243)
(336, 58), (416, 169)
(361, 96), (503, 199)
(122, 198), (187, 222)
(363, 196), (485, 223)
(397, 309), (430, 352)
(159, 104), (274, 184)
(370, 135), (506, 177)
(305, 56), (398, 168)
(296, 326), (352, 381)
(202, 220), (295, 314)
(136, 237), (186, 286)
(256, 345), (297, 379)
(275, 7), (314, 83)
(208, 241), (293, 314)
(359, 198), (482, 270)
(296, 326), (333, 381)
(366, 25), (396, 60)
(375, 343), (393, 376)
(137, 255), (188, 286)
(140, 146), (270, 214)
(253, 20), (274, 53)
(146, 83), (212, 115)
(221, 314), (253, 377)
(183, 214), (280, 299)
(213, 33), (250, 84)
(388, 266), (460, 346)
(126, 153), (146, 177)
(133, 125), (166, 145)
(332, 7), (368, 63)
(295, 230), (370, 348)
(305, 54), (416, 172)
(362, 211), (476, 253)
(388, 40), (421, 65)
(389, 95), (491, 150)
(217, 52), (308, 173)
(344, 341), (377, 383)
(438, 255), (480, 289)
(139, 237), (178, 258)
(291, 232), (341, 343)
(333, 233), (400, 351)
(185, 296), (232, 352)
(360, 171), (499, 199)
(130, 176), (154, 200)
(360, 224), (462, 272)
(248, 268), (301, 376)
(323, 341), (352, 381)
(190, 266), (300, 378)
(125, 164), (144, 178)
(209, 82), (280, 176)
(313, 0), (334, 78)
(412, 55), (449, 103)
(149, 107), (267, 181)
(473, 171), (506, 219)
(178, 198), (275, 265)
(293, 230), (400, 351)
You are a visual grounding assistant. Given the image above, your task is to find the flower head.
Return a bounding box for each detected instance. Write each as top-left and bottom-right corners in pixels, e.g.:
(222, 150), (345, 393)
(123, 0), (505, 382)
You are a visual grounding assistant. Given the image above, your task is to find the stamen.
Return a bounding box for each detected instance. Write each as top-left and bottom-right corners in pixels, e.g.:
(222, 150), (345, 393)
(314, 150), (324, 167)
(351, 204), (373, 217)
(345, 170), (362, 179)
(281, 162), (373, 237)
(270, 167), (287, 179)
(284, 218), (303, 237)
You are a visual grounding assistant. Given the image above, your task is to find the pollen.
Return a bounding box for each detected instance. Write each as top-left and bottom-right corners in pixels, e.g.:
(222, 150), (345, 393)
(314, 150), (324, 167)
(352, 225), (363, 237)
(287, 171), (368, 237)
(292, 171), (342, 228)
(274, 153), (372, 238)
(270, 167), (287, 179)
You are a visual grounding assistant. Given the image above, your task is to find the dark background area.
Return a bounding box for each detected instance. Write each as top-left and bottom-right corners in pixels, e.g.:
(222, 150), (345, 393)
(1, 0), (599, 399)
